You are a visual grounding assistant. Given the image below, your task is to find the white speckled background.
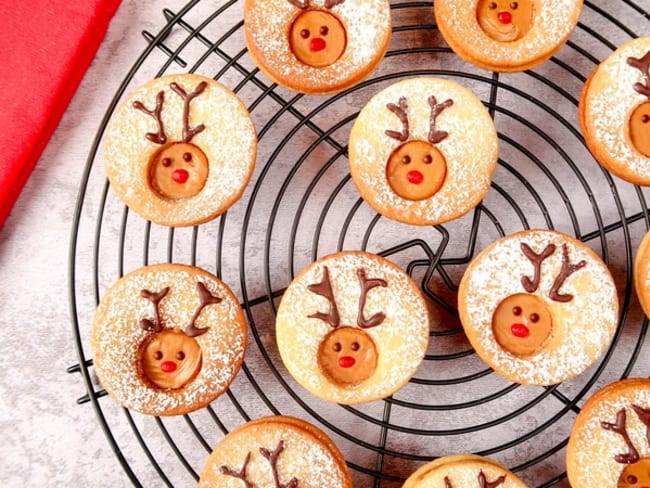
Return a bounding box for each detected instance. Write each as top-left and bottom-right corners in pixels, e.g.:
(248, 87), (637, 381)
(1, 1), (649, 487)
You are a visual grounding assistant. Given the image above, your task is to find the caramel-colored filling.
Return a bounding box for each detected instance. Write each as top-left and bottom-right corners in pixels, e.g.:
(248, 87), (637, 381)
(149, 142), (209, 200)
(317, 327), (377, 386)
(289, 10), (347, 68)
(492, 293), (552, 356)
(476, 0), (534, 42)
(617, 458), (650, 488)
(628, 101), (650, 158)
(386, 140), (447, 201)
(139, 329), (203, 390)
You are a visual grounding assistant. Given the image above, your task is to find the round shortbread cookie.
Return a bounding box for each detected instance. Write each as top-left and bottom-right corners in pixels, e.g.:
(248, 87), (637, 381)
(634, 229), (650, 318)
(580, 36), (650, 185)
(104, 73), (257, 227)
(434, 0), (583, 72)
(276, 251), (430, 404)
(458, 229), (619, 386)
(403, 454), (528, 488)
(566, 378), (650, 488)
(198, 415), (353, 488)
(90, 264), (247, 416)
(348, 77), (498, 226)
(243, 0), (391, 94)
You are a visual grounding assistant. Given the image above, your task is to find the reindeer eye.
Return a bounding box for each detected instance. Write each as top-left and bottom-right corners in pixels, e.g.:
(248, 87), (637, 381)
(510, 1), (519, 8)
(423, 155), (433, 164)
(626, 475), (638, 484)
(512, 306), (522, 316)
(488, 2), (497, 8)
(642, 114), (650, 123)
(153, 351), (163, 360)
(320, 25), (329, 36)
(333, 342), (342, 352)
(402, 155), (411, 164)
(300, 29), (310, 39)
(351, 342), (360, 351)
(183, 152), (192, 162)
(530, 313), (540, 323)
(162, 158), (172, 167)
(176, 351), (185, 360)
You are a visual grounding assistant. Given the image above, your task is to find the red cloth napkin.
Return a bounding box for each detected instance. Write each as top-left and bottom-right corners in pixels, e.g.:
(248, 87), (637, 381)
(0, 0), (122, 228)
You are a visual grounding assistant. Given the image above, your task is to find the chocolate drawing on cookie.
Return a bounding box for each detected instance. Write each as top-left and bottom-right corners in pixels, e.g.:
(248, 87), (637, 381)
(384, 95), (453, 201)
(220, 440), (299, 488)
(138, 282), (222, 390)
(445, 470), (507, 488)
(491, 242), (586, 356)
(627, 50), (650, 158)
(288, 0), (347, 68)
(309, 266), (387, 386)
(476, 0), (533, 42)
(600, 404), (650, 488)
(133, 81), (210, 200)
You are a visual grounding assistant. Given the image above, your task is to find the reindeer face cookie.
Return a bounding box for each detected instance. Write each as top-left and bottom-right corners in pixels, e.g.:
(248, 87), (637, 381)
(90, 264), (247, 416)
(567, 379), (650, 488)
(349, 77), (498, 226)
(104, 74), (257, 227)
(403, 454), (528, 488)
(199, 416), (353, 488)
(243, 0), (391, 94)
(458, 229), (618, 386)
(580, 37), (650, 185)
(276, 251), (430, 404)
(435, 0), (582, 72)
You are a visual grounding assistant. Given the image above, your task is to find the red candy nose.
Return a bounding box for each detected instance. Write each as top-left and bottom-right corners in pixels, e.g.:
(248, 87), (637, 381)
(310, 38), (326, 52)
(407, 170), (424, 184)
(161, 361), (177, 373)
(498, 11), (512, 23)
(172, 169), (189, 183)
(338, 356), (356, 368)
(511, 323), (530, 338)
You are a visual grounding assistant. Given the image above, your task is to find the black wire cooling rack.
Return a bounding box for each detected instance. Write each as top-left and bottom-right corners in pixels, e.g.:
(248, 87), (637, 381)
(68, 1), (650, 486)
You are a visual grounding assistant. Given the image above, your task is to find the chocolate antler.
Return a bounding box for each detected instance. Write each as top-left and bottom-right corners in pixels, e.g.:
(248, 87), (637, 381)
(140, 287), (170, 333)
(631, 404), (650, 447)
(259, 441), (299, 488)
(601, 408), (641, 464)
(288, 0), (309, 9)
(385, 97), (410, 142)
(185, 282), (222, 338)
(308, 266), (341, 329)
(628, 50), (650, 99)
(428, 95), (454, 144)
(220, 452), (254, 488)
(478, 470), (507, 488)
(521, 242), (556, 293)
(548, 244), (586, 303)
(133, 91), (167, 145)
(324, 0), (345, 7)
(356, 268), (387, 329)
(169, 81), (207, 143)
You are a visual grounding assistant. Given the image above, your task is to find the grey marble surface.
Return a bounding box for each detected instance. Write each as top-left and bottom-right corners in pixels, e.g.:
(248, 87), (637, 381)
(1, 0), (650, 487)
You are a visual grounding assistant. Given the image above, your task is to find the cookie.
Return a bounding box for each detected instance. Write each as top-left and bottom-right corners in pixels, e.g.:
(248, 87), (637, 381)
(634, 229), (650, 318)
(434, 0), (583, 72)
(403, 454), (528, 488)
(458, 229), (619, 385)
(90, 263), (247, 416)
(579, 36), (650, 185)
(104, 73), (257, 227)
(348, 77), (498, 226)
(243, 0), (391, 94)
(276, 251), (430, 404)
(198, 415), (353, 488)
(566, 378), (650, 488)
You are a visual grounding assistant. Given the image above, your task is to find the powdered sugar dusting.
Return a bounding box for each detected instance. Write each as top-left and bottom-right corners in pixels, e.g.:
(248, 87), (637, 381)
(349, 77), (498, 225)
(90, 264), (247, 415)
(406, 457), (528, 487)
(435, 0), (582, 69)
(244, 0), (391, 93)
(276, 251), (430, 404)
(583, 37), (650, 181)
(458, 230), (618, 385)
(104, 74), (257, 226)
(567, 379), (650, 487)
